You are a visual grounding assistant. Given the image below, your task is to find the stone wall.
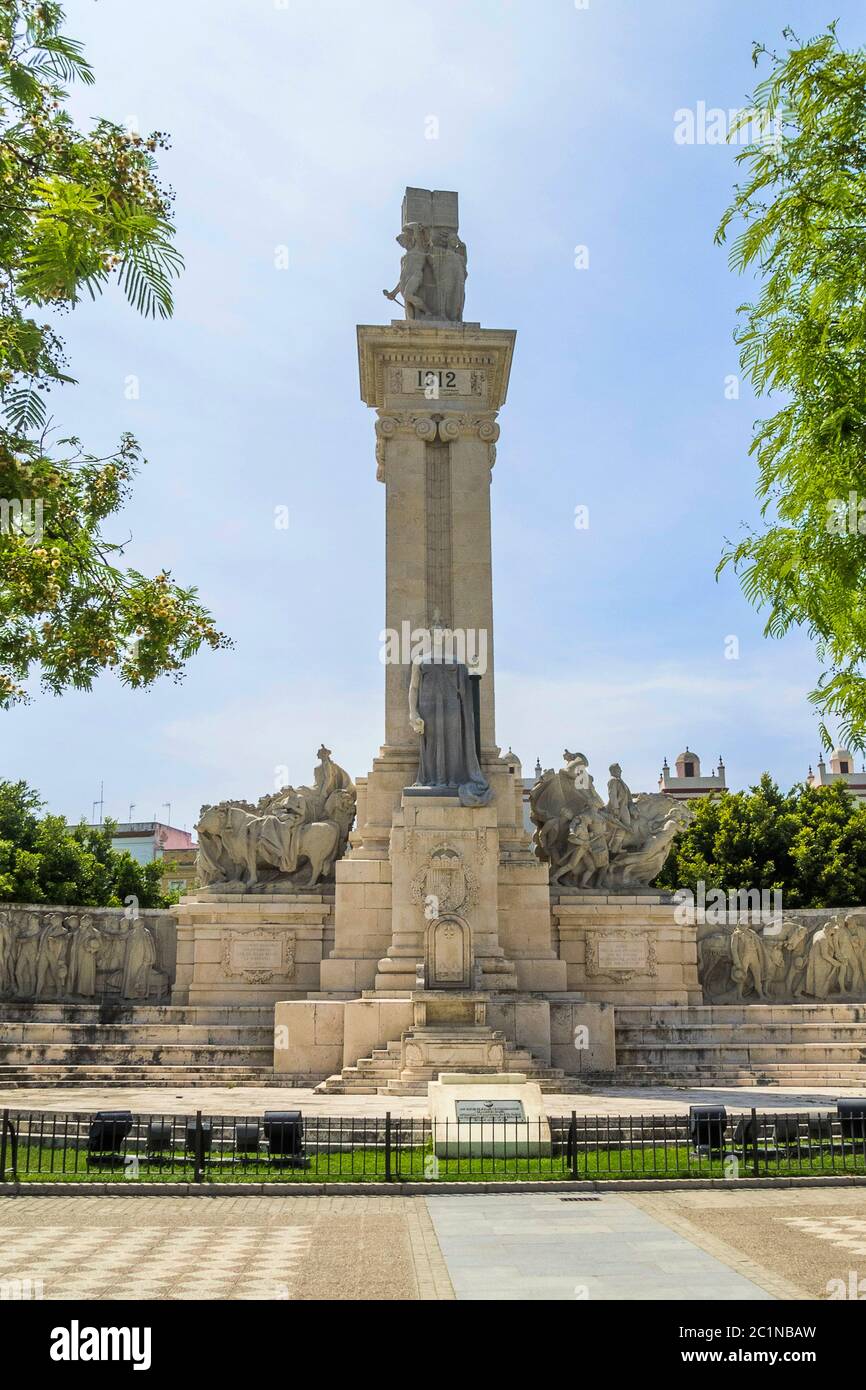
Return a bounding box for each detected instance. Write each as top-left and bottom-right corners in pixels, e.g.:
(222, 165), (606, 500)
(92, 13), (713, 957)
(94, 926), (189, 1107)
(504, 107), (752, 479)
(0, 903), (177, 1002)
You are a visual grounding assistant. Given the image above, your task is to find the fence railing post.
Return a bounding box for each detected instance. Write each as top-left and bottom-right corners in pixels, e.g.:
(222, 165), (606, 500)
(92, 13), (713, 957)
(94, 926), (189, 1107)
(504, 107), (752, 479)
(194, 1110), (204, 1183)
(384, 1111), (392, 1182)
(751, 1107), (760, 1178)
(569, 1111), (578, 1181)
(1, 1111), (17, 1184)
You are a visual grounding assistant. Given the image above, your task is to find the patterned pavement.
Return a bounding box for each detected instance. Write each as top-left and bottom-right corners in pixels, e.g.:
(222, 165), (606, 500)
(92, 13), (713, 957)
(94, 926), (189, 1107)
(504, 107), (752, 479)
(2, 1188), (866, 1301)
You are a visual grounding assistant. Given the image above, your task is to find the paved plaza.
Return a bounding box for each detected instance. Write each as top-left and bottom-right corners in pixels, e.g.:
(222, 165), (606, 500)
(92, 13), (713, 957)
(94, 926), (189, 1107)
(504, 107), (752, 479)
(1, 1082), (863, 1118)
(3, 1187), (865, 1301)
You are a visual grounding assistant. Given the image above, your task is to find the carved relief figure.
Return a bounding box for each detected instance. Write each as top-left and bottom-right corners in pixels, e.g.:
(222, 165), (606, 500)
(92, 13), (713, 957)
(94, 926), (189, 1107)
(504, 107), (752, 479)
(699, 912), (866, 1005)
(0, 908), (170, 1002)
(35, 912), (68, 998)
(0, 910), (13, 995)
(121, 918), (157, 999)
(730, 923), (766, 1000)
(805, 918), (847, 999)
(68, 913), (101, 997)
(14, 913), (41, 997)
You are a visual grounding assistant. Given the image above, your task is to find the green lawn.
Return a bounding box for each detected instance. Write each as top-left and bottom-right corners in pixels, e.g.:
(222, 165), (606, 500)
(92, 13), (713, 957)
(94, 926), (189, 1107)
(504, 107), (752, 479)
(5, 1143), (866, 1184)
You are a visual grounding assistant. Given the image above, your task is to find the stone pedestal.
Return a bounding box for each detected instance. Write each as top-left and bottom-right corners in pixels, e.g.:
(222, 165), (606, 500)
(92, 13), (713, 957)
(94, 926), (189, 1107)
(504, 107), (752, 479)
(172, 891), (334, 1007)
(428, 1073), (551, 1156)
(553, 892), (701, 1005)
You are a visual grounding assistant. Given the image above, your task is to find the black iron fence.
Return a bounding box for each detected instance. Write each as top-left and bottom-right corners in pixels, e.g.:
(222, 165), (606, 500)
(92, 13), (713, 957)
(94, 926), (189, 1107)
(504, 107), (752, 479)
(1, 1105), (865, 1185)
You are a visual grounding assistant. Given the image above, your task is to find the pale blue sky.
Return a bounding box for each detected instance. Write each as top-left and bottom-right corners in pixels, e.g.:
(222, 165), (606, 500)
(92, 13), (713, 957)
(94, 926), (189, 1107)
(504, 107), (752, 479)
(6, 0), (864, 830)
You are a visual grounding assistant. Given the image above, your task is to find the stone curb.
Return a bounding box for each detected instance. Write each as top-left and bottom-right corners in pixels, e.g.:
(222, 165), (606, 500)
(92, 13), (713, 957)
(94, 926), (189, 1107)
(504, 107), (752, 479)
(2, 1175), (865, 1196)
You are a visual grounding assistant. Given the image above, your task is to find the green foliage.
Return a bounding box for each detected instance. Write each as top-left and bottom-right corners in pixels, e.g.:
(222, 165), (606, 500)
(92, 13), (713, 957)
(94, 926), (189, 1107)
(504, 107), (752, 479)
(0, 777), (169, 906)
(0, 2), (229, 707)
(655, 774), (866, 907)
(717, 24), (866, 752)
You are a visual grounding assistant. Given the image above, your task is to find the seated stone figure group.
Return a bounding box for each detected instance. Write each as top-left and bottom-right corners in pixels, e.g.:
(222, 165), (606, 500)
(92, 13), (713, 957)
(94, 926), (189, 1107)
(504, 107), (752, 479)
(196, 745), (356, 891)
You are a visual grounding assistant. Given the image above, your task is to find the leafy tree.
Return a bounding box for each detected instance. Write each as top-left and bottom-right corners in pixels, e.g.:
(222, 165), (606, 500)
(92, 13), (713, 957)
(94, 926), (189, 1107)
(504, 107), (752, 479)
(0, 1), (228, 707)
(716, 24), (866, 752)
(0, 777), (167, 906)
(655, 775), (866, 907)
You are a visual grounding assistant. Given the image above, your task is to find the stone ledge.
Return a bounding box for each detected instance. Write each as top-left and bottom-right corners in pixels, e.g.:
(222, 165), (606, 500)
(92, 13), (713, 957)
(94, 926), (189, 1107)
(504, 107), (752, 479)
(3, 1175), (864, 1196)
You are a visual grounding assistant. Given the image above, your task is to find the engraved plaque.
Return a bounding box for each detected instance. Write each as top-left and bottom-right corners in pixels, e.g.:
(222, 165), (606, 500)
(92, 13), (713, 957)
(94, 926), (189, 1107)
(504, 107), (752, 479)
(455, 1099), (526, 1122)
(597, 937), (648, 971)
(393, 367), (479, 396)
(230, 939), (283, 971)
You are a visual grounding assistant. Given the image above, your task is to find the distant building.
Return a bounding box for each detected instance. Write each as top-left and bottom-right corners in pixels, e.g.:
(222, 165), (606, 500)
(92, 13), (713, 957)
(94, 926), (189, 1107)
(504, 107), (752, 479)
(85, 821), (198, 895)
(807, 748), (866, 802)
(658, 748), (726, 800)
(159, 845), (198, 896)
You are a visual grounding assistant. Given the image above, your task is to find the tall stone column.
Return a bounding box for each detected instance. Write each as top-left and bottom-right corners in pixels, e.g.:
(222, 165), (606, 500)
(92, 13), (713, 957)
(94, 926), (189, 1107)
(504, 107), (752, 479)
(360, 321), (514, 763)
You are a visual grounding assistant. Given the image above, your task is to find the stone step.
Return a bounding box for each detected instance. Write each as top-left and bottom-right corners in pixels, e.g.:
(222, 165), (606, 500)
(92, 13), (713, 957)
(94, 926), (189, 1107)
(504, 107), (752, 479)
(0, 1004), (274, 1025)
(0, 1064), (279, 1087)
(316, 1036), (574, 1095)
(616, 1022), (866, 1040)
(611, 1073), (866, 1088)
(615, 1004), (866, 1024)
(0, 1024), (273, 1045)
(616, 1043), (866, 1065)
(0, 1043), (274, 1065)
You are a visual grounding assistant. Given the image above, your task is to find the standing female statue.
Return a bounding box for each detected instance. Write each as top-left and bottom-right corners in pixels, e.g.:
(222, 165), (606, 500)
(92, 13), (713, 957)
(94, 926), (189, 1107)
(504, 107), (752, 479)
(408, 642), (491, 807)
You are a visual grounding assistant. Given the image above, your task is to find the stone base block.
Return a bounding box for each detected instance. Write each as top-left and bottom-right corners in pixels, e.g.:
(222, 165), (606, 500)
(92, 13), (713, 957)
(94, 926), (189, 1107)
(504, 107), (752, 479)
(172, 892), (334, 1007)
(554, 896), (700, 1005)
(342, 997), (413, 1069)
(273, 999), (344, 1083)
(549, 999), (616, 1073)
(514, 958), (569, 992)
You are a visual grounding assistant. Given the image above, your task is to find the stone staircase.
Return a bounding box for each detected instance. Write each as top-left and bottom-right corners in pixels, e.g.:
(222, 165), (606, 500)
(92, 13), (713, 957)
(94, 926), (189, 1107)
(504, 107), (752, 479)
(0, 1002), (278, 1088)
(610, 1004), (866, 1087)
(315, 1030), (577, 1096)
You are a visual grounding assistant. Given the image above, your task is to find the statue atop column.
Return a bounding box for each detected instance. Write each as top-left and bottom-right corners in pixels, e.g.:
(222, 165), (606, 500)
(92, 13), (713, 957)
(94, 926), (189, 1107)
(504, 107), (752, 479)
(383, 188), (467, 323)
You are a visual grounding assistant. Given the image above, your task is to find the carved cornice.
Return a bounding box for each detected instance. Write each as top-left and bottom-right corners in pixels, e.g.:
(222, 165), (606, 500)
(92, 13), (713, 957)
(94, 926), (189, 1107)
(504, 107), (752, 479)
(358, 323), (516, 412)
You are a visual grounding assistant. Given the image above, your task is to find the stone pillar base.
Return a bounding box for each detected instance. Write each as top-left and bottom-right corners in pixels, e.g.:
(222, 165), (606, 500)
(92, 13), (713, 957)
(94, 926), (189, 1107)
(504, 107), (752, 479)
(172, 891), (333, 1007)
